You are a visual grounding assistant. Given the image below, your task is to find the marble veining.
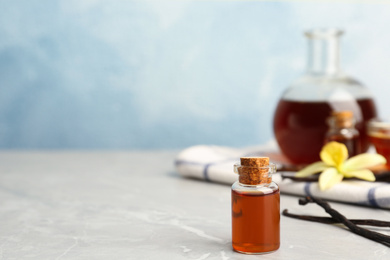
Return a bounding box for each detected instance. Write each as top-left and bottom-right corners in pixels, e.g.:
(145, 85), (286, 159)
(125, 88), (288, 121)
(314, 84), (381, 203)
(0, 151), (389, 259)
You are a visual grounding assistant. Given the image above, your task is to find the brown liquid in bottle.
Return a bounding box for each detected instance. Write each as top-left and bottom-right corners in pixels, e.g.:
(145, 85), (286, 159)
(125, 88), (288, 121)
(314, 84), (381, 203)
(232, 189), (280, 254)
(325, 135), (361, 157)
(369, 135), (390, 168)
(273, 98), (377, 164)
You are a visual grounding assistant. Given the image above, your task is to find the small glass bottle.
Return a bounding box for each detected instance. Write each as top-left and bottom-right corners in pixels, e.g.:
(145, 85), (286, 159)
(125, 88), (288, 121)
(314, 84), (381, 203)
(231, 157), (280, 254)
(324, 111), (361, 156)
(368, 119), (390, 168)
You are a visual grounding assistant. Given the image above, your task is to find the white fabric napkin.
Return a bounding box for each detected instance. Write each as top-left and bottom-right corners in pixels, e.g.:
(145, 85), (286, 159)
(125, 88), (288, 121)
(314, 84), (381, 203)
(175, 143), (390, 209)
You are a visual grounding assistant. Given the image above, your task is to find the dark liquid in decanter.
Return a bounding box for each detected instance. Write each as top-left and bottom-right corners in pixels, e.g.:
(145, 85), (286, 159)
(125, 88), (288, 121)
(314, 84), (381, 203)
(273, 98), (377, 164)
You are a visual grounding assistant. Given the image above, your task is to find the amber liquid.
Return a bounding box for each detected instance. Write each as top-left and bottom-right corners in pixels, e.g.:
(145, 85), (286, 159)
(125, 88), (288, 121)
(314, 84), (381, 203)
(273, 98), (377, 164)
(369, 135), (390, 168)
(232, 189), (280, 254)
(324, 134), (361, 157)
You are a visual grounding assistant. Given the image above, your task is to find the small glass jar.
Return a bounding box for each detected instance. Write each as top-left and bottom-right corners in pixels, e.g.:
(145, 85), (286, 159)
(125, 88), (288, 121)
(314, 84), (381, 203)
(231, 160), (280, 254)
(368, 119), (390, 168)
(324, 111), (361, 156)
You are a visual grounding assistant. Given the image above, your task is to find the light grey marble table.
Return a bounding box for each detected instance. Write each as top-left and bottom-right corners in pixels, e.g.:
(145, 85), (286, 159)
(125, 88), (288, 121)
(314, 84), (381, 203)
(1, 151), (390, 260)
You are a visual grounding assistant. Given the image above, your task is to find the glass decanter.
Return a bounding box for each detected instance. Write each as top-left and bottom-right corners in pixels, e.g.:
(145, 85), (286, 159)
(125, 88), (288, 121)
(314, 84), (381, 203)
(273, 29), (377, 164)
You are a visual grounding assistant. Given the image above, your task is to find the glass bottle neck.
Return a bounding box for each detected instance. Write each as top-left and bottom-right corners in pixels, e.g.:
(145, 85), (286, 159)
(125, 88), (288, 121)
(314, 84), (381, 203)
(328, 117), (355, 130)
(306, 29), (343, 76)
(238, 182), (269, 188)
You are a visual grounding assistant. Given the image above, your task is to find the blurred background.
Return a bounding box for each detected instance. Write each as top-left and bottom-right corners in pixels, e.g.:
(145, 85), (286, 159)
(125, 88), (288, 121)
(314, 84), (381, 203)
(0, 0), (389, 149)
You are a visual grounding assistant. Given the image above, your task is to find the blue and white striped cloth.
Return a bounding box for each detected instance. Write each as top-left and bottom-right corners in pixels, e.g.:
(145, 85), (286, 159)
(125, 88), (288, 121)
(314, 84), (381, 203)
(175, 143), (390, 209)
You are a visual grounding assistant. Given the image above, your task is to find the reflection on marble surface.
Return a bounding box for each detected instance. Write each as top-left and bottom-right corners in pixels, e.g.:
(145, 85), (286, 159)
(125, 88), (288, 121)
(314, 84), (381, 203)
(0, 151), (389, 259)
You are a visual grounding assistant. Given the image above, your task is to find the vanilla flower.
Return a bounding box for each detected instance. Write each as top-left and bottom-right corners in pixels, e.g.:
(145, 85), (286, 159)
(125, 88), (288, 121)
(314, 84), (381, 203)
(296, 141), (386, 190)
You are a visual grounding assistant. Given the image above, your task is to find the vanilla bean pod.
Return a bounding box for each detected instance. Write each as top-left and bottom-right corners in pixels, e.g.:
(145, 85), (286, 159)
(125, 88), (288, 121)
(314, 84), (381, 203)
(280, 171), (390, 183)
(375, 171), (390, 182)
(300, 197), (390, 247)
(283, 196), (390, 247)
(282, 209), (390, 227)
(281, 173), (318, 182)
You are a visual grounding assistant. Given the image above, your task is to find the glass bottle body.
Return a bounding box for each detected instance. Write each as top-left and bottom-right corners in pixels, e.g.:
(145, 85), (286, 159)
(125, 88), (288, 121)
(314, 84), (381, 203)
(273, 29), (377, 164)
(231, 181), (280, 254)
(368, 120), (390, 168)
(324, 113), (361, 156)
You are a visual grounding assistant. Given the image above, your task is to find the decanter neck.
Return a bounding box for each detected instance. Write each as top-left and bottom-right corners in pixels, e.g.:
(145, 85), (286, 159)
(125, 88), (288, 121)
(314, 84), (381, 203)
(305, 29), (343, 76)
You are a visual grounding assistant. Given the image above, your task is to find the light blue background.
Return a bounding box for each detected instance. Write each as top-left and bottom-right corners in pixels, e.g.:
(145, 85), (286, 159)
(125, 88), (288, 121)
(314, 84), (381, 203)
(1, 0), (390, 149)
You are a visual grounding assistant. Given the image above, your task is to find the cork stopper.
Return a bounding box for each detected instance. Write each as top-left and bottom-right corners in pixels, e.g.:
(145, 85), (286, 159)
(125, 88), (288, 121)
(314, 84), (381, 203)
(235, 157), (273, 185)
(332, 111), (353, 119)
(328, 111), (355, 128)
